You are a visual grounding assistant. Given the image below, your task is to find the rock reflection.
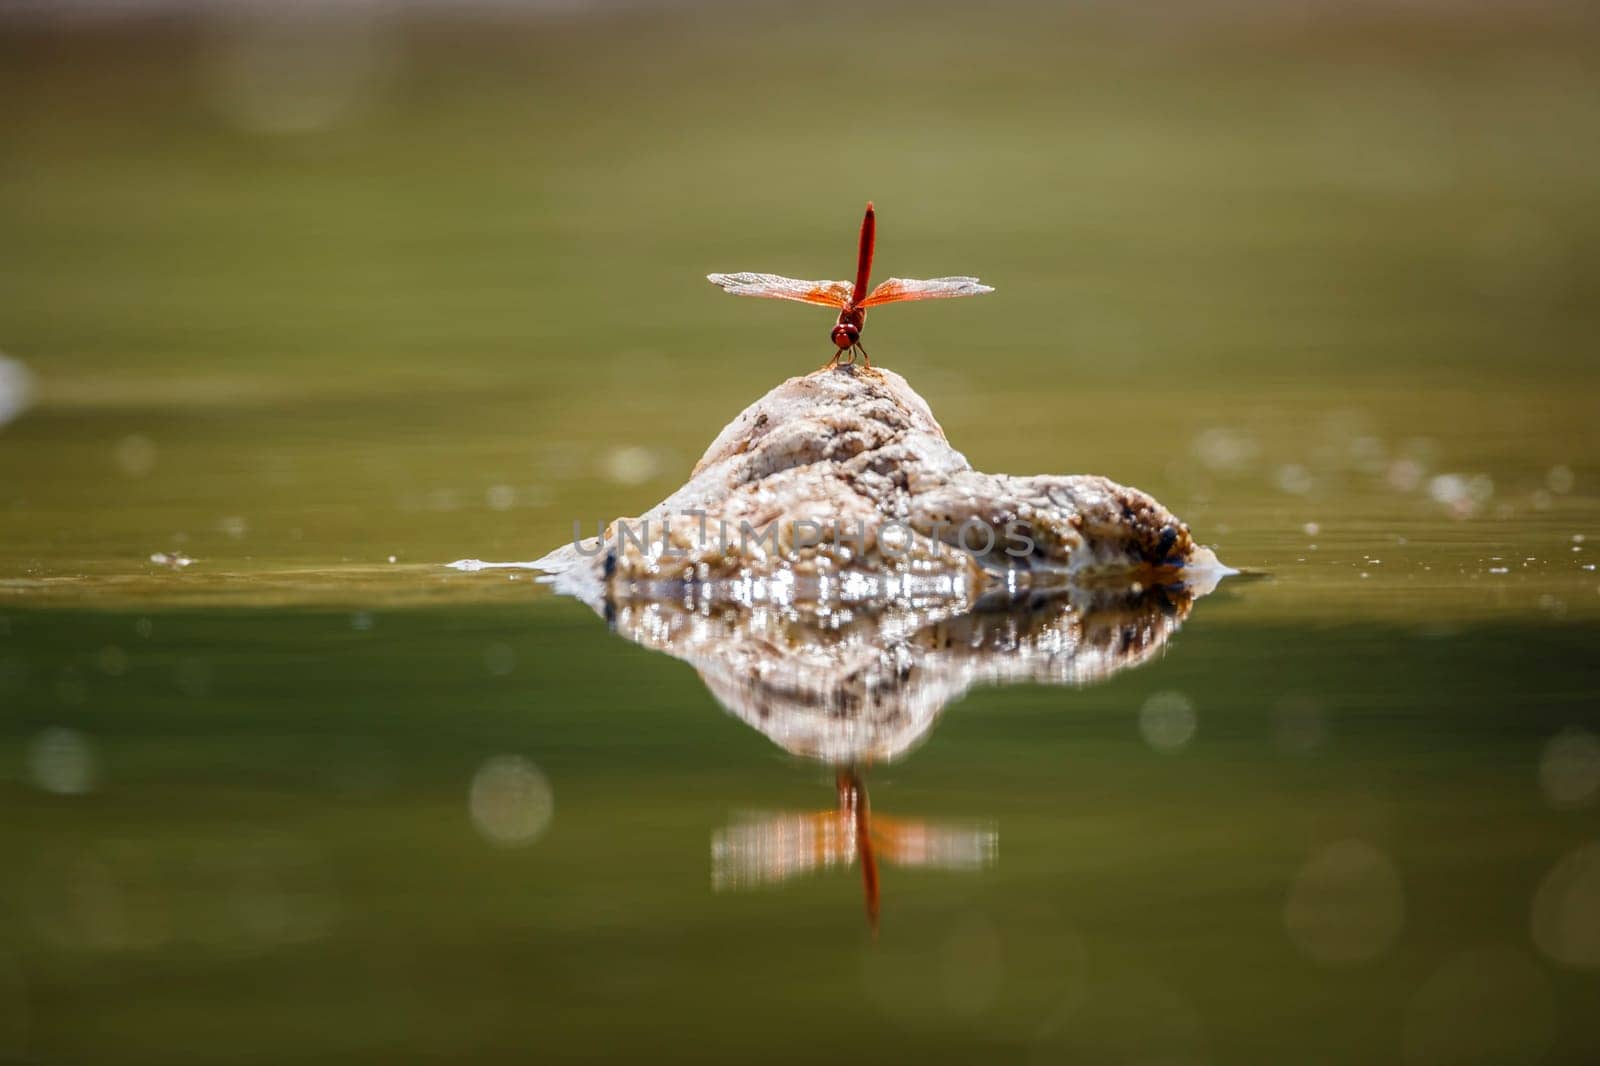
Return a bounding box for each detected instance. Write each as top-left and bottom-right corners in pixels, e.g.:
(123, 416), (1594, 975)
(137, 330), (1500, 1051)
(574, 571), (1217, 930)
(603, 580), (1203, 765)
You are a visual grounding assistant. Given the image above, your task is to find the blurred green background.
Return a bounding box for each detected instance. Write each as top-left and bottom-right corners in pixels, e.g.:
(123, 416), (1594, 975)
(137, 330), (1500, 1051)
(2, 2), (1599, 1062)
(2, 0), (1596, 593)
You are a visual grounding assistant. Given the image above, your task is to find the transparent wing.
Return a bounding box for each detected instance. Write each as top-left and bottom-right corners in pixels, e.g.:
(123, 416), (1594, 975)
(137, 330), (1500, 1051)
(859, 276), (994, 307)
(707, 273), (852, 308)
(871, 815), (998, 870)
(711, 810), (856, 892)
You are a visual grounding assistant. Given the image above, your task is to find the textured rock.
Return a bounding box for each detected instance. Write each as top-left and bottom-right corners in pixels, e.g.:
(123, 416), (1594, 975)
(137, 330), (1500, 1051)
(535, 363), (1224, 600)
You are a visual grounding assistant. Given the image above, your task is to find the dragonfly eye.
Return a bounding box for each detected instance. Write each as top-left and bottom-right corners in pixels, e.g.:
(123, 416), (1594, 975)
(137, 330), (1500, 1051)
(832, 324), (859, 347)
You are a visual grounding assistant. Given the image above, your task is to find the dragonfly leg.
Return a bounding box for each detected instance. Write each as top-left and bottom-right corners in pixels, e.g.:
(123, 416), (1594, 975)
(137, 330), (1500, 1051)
(855, 342), (871, 368)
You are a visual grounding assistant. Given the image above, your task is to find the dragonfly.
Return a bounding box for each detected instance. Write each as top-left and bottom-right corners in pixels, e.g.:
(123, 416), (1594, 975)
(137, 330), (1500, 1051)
(707, 202), (993, 367)
(711, 770), (996, 935)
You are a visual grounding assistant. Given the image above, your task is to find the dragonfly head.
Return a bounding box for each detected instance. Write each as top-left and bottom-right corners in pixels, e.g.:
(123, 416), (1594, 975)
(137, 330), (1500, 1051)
(831, 308), (863, 350)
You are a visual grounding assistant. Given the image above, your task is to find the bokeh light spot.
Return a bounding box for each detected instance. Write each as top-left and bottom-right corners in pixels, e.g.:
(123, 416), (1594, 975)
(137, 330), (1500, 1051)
(113, 435), (157, 478)
(602, 445), (661, 486)
(0, 353), (35, 430)
(1538, 727), (1600, 810)
(1284, 839), (1403, 965)
(1139, 690), (1197, 753)
(469, 755), (553, 848)
(1530, 842), (1600, 970)
(200, 0), (401, 136)
(26, 727), (97, 796)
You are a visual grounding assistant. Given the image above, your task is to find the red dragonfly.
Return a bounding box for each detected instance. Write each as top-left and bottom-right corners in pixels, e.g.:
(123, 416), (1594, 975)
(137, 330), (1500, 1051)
(708, 202), (993, 367)
(711, 770), (996, 936)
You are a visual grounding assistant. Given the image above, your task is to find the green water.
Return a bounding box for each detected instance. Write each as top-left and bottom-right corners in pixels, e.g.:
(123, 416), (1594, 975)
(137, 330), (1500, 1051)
(2, 5), (1599, 1063)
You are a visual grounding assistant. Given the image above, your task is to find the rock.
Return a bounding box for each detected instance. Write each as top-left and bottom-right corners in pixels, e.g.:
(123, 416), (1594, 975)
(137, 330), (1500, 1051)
(535, 363), (1225, 602)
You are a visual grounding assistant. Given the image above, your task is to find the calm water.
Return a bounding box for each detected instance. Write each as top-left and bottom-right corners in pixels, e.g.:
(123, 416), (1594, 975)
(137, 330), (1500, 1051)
(3, 5), (1600, 1063)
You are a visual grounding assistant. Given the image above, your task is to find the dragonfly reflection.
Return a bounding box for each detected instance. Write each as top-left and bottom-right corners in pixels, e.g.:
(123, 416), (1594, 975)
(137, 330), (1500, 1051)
(713, 769), (996, 935)
(578, 573), (1219, 929)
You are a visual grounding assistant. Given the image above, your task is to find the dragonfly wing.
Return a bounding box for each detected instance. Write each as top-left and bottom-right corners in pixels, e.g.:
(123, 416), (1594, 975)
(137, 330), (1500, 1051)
(858, 276), (994, 307)
(707, 273), (852, 308)
(871, 815), (998, 870)
(711, 810), (857, 892)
